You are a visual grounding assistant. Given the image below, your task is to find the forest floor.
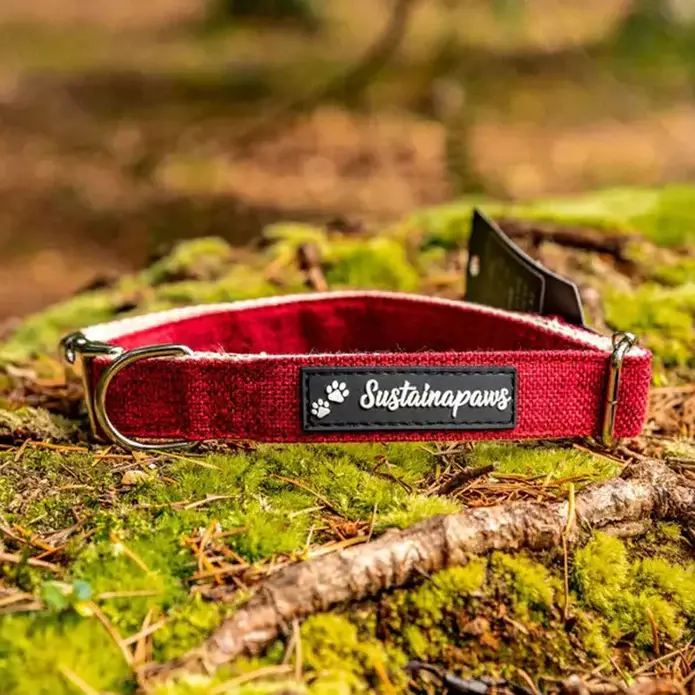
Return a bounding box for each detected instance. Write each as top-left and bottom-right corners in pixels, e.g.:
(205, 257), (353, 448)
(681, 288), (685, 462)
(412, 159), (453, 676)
(0, 187), (695, 694)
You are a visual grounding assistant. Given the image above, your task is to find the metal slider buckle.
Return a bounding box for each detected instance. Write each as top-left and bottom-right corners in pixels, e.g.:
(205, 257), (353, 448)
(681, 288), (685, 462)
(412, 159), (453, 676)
(601, 331), (638, 448)
(61, 332), (193, 451)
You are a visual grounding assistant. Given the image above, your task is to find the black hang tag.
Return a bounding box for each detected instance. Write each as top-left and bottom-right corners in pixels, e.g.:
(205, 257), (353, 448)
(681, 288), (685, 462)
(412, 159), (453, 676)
(465, 209), (584, 326)
(301, 367), (516, 432)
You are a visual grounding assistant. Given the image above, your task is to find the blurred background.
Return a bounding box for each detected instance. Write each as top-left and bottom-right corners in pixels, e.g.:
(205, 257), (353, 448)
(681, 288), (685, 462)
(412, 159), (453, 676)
(1, 0), (695, 320)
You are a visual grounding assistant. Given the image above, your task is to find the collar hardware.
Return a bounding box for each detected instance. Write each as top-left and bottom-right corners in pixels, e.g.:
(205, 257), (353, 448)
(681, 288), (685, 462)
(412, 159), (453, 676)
(601, 331), (638, 448)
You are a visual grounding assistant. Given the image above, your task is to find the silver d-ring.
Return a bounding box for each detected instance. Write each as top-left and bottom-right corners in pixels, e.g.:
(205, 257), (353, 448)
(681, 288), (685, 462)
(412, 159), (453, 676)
(94, 344), (194, 451)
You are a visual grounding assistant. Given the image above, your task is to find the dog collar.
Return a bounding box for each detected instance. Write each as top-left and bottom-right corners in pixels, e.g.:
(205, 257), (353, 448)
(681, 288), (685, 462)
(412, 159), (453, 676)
(61, 291), (651, 451)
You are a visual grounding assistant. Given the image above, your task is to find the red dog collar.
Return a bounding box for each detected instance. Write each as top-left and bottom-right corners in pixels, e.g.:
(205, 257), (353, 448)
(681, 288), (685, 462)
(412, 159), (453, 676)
(61, 291), (651, 451)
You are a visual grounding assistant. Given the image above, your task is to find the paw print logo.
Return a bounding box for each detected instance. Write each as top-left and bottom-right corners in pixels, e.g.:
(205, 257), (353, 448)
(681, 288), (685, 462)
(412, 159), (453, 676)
(325, 380), (350, 404)
(311, 398), (331, 419)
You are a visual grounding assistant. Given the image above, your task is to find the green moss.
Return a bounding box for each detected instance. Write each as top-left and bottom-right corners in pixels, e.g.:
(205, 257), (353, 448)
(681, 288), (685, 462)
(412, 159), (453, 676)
(70, 536), (188, 636)
(301, 614), (404, 691)
(649, 257), (695, 286)
(266, 223), (423, 293)
(308, 675), (354, 695)
(634, 557), (695, 618)
(0, 613), (131, 695)
(639, 522), (691, 566)
(493, 553), (556, 615)
(408, 561), (487, 628)
(574, 533), (695, 650)
(413, 185), (695, 252)
(326, 238), (420, 292)
(0, 291), (117, 363)
(508, 185), (695, 247)
(614, 593), (684, 648)
(0, 440), (475, 693)
(154, 597), (228, 663)
(263, 223), (330, 258)
(656, 522), (683, 543)
(330, 548), (629, 682)
(433, 562), (487, 595)
(0, 407), (77, 442)
(627, 185), (695, 247)
(154, 670), (305, 695)
(573, 533), (630, 612)
(402, 625), (429, 658)
(145, 238), (235, 284)
(375, 494), (460, 530)
(153, 267), (281, 306)
(503, 189), (651, 236)
(410, 199), (492, 249)
(333, 442), (435, 483)
(252, 443), (445, 523)
(301, 614), (362, 672)
(603, 282), (695, 367)
(575, 613), (610, 661)
(663, 438), (695, 460)
(471, 443), (620, 484)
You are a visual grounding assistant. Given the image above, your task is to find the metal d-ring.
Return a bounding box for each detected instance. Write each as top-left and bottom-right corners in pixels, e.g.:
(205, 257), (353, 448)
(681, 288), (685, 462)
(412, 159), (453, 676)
(601, 331), (638, 448)
(94, 343), (194, 451)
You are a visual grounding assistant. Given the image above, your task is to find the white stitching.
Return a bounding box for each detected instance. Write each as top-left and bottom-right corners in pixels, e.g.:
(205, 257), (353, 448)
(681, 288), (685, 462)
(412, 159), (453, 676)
(81, 291), (647, 357)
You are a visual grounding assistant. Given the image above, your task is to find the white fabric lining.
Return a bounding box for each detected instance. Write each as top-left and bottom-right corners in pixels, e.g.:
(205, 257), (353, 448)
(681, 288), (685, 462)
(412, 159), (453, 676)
(81, 291), (647, 359)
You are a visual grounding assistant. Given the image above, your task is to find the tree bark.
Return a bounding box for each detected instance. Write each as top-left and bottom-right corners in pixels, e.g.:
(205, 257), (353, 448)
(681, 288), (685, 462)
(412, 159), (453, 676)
(145, 461), (695, 684)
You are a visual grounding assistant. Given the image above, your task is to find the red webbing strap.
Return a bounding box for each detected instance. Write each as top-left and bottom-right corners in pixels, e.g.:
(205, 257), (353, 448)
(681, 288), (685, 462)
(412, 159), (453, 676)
(82, 292), (652, 443)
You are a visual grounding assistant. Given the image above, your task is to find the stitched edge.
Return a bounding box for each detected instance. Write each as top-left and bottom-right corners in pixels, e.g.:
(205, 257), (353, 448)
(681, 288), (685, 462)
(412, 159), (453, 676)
(81, 290), (646, 356)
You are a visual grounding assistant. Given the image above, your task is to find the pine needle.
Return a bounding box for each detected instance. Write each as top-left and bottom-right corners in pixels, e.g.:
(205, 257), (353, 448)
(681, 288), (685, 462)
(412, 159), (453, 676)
(0, 550), (60, 573)
(209, 665), (293, 694)
(293, 619), (302, 681)
(95, 590), (161, 600)
(57, 665), (102, 695)
(562, 483), (576, 621)
(89, 601), (134, 667)
(109, 533), (151, 575)
(0, 591), (34, 608)
(270, 474), (343, 517)
(156, 451), (220, 470)
(125, 619), (166, 648)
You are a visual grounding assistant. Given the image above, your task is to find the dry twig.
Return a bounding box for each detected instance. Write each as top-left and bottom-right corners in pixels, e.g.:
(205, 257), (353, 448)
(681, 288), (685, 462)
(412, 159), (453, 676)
(0, 550), (61, 573)
(146, 460), (695, 683)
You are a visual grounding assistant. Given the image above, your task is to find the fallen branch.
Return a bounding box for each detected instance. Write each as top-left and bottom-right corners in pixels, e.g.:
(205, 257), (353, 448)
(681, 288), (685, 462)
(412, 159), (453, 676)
(146, 462), (694, 684)
(498, 219), (637, 260)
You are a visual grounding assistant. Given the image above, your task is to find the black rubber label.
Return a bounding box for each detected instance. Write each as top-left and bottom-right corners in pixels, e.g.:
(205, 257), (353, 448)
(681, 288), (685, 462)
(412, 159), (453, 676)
(301, 367), (516, 432)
